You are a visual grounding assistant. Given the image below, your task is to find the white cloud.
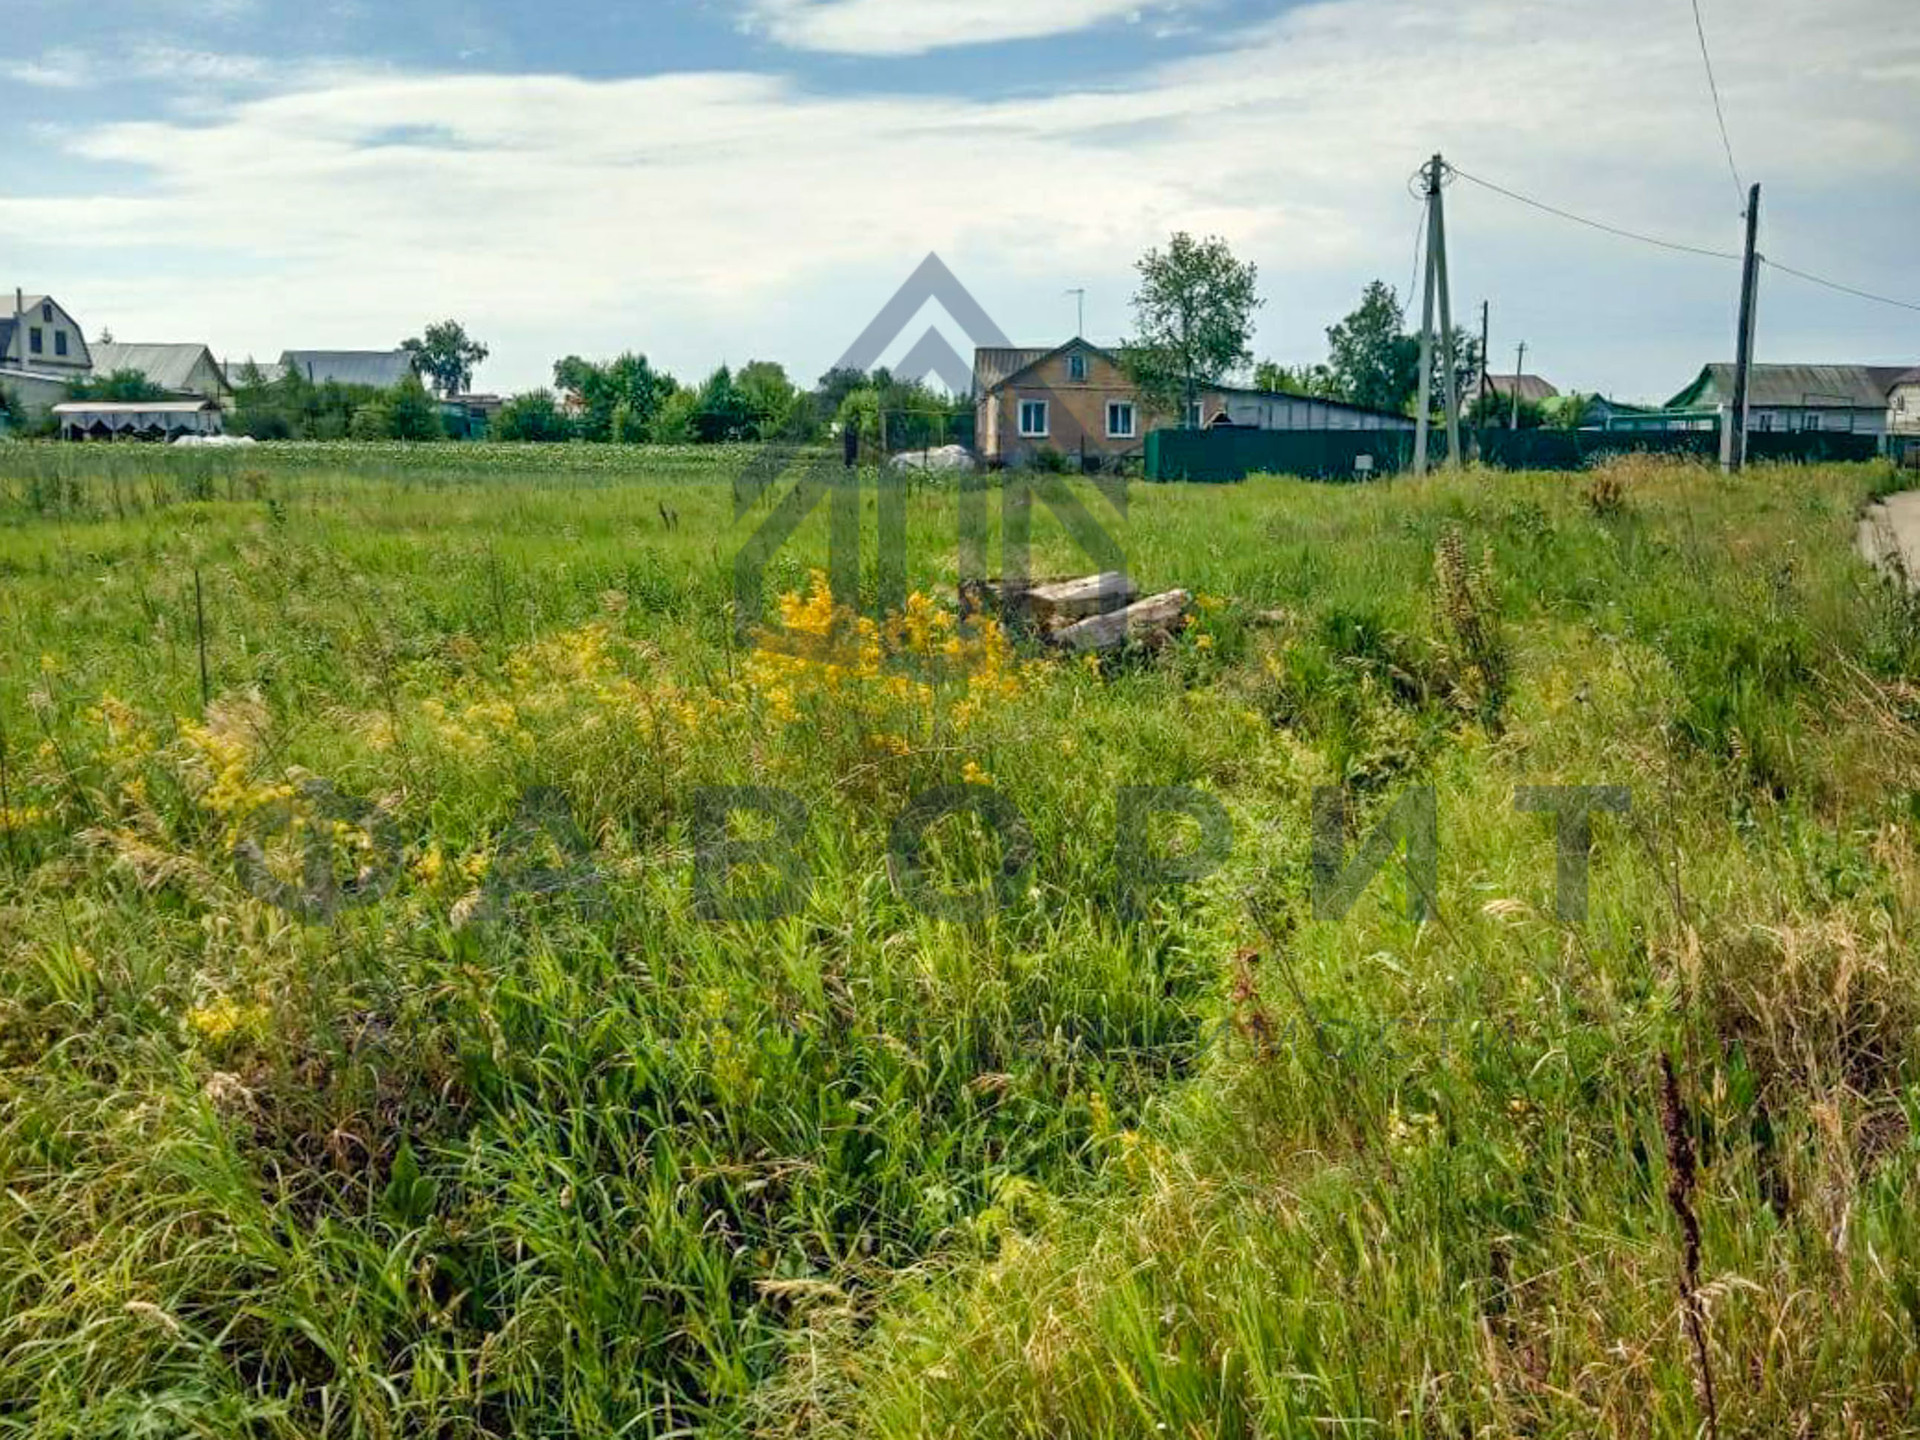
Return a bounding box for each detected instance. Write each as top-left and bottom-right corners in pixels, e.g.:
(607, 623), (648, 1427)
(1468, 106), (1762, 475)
(5, 47), (92, 89)
(740, 0), (1175, 54)
(7, 0), (1917, 394)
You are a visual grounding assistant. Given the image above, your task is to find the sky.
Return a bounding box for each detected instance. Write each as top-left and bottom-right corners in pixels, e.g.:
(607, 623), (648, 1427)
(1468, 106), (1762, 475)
(3, 0), (1916, 402)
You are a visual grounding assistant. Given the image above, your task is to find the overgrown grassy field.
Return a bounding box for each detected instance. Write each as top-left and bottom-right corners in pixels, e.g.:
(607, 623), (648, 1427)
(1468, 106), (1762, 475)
(1, 442), (1917, 1437)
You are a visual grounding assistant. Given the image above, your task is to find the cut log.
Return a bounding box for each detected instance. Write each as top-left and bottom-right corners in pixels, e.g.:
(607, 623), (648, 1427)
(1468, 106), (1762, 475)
(1026, 572), (1139, 625)
(1049, 591), (1191, 654)
(959, 576), (1073, 622)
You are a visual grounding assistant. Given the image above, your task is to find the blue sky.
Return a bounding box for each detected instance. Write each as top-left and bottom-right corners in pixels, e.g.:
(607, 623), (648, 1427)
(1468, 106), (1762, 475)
(5, 0), (1916, 400)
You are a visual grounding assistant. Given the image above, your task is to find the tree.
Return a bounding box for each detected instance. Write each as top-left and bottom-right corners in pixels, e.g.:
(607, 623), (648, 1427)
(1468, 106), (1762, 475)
(349, 402), (395, 440)
(553, 353), (669, 442)
(812, 366), (871, 425)
(67, 369), (169, 402)
(1121, 233), (1262, 425)
(1324, 282), (1420, 415)
(387, 376), (445, 441)
(737, 360), (801, 440)
(402, 320), (490, 396)
(493, 390), (574, 443)
(1254, 360), (1340, 399)
(649, 388), (700, 445)
(689, 366), (753, 443)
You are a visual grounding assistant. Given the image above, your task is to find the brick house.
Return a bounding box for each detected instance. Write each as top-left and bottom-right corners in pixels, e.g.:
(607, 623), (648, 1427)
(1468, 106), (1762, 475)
(973, 338), (1413, 467)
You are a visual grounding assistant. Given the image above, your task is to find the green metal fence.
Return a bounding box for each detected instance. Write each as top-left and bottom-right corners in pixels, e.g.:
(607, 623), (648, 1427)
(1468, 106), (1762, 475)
(1145, 428), (1438, 483)
(1144, 425), (1882, 483)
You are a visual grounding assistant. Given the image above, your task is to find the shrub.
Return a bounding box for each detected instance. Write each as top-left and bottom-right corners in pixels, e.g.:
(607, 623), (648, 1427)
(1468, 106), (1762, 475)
(348, 403), (395, 441)
(493, 390), (575, 443)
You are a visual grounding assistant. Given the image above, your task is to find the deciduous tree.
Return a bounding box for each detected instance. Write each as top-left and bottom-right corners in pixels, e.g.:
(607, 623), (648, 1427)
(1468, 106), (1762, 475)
(1121, 233), (1262, 425)
(403, 320), (490, 397)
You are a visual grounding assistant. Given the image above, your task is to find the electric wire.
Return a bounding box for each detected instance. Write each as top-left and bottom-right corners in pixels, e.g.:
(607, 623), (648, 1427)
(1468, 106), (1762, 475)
(1689, 0), (1746, 210)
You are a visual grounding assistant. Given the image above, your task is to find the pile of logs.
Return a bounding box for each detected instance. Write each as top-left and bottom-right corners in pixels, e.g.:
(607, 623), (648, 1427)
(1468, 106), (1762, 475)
(960, 572), (1192, 654)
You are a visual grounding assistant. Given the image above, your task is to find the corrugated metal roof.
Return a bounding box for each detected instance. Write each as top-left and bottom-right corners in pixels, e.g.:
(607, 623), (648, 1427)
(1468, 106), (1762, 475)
(1474, 374), (1560, 404)
(972, 346), (1055, 394)
(224, 359), (289, 386)
(1669, 363), (1913, 410)
(91, 342), (227, 394)
(279, 350), (417, 389)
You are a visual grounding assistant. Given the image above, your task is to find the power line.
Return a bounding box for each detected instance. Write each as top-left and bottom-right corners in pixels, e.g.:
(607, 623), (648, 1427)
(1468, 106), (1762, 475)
(1405, 202), (1426, 312)
(1445, 165), (1742, 260)
(1689, 0), (1745, 210)
(1761, 259), (1920, 314)
(1442, 162), (1920, 317)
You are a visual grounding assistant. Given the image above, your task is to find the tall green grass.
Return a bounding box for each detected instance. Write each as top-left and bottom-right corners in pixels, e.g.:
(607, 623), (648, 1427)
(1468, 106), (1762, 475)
(0, 444), (1915, 1436)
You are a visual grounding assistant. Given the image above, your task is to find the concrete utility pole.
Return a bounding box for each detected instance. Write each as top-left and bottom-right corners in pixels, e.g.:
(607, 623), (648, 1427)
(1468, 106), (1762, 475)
(1511, 341), (1527, 429)
(1728, 183), (1762, 472)
(1066, 288), (1087, 338)
(1479, 300), (1490, 421)
(1414, 154), (1462, 477)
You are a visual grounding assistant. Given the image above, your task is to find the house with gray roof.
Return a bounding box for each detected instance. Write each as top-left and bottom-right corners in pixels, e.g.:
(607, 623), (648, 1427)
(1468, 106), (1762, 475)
(279, 350), (418, 389)
(1887, 368), (1920, 436)
(1466, 373), (1560, 410)
(2, 292), (93, 419)
(92, 342), (233, 404)
(223, 358), (289, 388)
(1666, 363), (1915, 436)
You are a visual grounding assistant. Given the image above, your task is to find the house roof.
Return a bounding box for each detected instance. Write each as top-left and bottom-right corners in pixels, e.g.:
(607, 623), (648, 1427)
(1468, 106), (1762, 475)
(224, 358), (289, 386)
(1210, 384), (1417, 427)
(1667, 363), (1915, 411)
(91, 342), (229, 394)
(973, 339), (1117, 394)
(54, 399), (220, 415)
(1474, 373), (1560, 404)
(279, 349), (417, 389)
(0, 296), (88, 368)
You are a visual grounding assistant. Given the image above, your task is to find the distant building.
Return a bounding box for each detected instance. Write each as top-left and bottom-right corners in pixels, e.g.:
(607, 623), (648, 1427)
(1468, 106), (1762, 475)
(1888, 369), (1920, 435)
(973, 339), (1410, 468)
(91, 342), (233, 404)
(52, 398), (224, 442)
(223, 358), (289, 388)
(1466, 373), (1560, 410)
(278, 350), (417, 389)
(439, 393), (506, 440)
(1, 293), (90, 376)
(1665, 363), (1914, 436)
(1, 292), (92, 418)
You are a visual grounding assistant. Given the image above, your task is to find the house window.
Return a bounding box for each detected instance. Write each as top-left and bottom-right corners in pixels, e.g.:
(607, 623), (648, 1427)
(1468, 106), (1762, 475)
(1068, 353), (1088, 382)
(1183, 401), (1204, 429)
(1756, 411), (1774, 431)
(54, 332), (68, 358)
(40, 302), (52, 323)
(1106, 401), (1136, 439)
(1018, 400), (1049, 438)
(29, 327), (42, 355)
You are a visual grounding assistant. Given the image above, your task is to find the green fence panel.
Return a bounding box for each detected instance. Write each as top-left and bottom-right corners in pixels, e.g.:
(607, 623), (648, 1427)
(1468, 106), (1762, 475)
(1145, 428), (1429, 483)
(1145, 425), (1882, 483)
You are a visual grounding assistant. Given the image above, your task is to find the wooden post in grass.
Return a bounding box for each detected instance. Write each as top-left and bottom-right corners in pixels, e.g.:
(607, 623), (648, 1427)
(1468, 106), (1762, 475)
(194, 568), (211, 709)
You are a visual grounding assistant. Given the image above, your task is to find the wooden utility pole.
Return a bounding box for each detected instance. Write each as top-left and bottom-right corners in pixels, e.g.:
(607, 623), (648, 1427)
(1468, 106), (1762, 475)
(1728, 183), (1762, 472)
(1511, 341), (1527, 429)
(1414, 154), (1462, 477)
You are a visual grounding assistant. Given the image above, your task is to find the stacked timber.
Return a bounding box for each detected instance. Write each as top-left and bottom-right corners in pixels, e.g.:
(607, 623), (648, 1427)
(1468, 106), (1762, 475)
(959, 572), (1190, 653)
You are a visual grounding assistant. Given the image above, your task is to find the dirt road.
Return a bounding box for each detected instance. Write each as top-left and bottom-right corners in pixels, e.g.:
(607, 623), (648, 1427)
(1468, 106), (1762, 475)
(1859, 490), (1920, 582)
